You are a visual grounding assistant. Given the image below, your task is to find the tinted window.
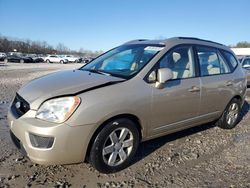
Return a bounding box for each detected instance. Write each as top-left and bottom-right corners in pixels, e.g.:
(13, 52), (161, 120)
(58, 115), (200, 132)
(196, 47), (230, 76)
(159, 46), (195, 79)
(221, 51), (238, 69)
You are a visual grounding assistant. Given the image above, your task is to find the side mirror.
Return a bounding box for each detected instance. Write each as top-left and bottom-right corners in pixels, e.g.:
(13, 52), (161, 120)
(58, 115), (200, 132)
(155, 68), (173, 89)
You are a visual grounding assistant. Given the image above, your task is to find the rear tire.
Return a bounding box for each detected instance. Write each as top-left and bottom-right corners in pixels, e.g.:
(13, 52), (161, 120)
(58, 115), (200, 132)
(46, 59), (50, 63)
(216, 98), (241, 129)
(89, 118), (139, 173)
(4, 58), (8, 63)
(60, 60), (64, 64)
(20, 59), (24, 63)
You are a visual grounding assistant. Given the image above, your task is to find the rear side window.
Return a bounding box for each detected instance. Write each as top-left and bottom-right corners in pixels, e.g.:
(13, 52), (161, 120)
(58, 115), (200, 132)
(196, 46), (230, 76)
(221, 51), (238, 70)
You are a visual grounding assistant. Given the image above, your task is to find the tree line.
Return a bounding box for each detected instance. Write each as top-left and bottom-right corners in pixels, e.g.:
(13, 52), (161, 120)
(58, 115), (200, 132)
(0, 34), (103, 57)
(230, 41), (250, 48)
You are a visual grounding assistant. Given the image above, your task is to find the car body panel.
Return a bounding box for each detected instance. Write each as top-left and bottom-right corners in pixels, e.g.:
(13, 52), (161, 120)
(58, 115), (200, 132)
(150, 78), (201, 136)
(18, 70), (125, 109)
(8, 109), (95, 164)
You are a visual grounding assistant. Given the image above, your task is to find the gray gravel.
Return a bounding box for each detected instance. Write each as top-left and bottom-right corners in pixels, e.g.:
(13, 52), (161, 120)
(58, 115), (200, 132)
(0, 62), (250, 187)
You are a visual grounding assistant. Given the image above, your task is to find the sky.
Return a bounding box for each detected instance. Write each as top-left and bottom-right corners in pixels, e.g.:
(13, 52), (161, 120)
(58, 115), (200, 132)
(0, 0), (249, 52)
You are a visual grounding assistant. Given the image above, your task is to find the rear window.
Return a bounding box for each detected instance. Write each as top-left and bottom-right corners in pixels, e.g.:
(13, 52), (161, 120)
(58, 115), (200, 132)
(221, 51), (238, 70)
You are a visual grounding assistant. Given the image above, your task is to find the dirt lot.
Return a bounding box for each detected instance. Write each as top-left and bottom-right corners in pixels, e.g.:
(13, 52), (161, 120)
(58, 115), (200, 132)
(0, 62), (250, 188)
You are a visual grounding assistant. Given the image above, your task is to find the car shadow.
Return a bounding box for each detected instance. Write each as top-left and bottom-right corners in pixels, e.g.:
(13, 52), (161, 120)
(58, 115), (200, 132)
(131, 100), (249, 165)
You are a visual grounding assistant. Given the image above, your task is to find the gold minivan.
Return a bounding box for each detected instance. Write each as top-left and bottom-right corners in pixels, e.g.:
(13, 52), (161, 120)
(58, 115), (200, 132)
(8, 37), (247, 173)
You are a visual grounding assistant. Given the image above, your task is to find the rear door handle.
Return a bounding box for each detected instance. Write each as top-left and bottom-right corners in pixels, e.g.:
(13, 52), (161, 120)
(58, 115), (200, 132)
(226, 81), (233, 86)
(188, 86), (200, 92)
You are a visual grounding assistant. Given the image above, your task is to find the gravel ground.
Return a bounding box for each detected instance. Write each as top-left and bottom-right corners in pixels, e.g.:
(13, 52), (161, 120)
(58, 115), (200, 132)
(0, 62), (250, 188)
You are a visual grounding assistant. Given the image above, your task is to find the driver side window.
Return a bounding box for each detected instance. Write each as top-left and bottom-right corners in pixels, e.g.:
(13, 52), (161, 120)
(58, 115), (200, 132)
(159, 46), (195, 79)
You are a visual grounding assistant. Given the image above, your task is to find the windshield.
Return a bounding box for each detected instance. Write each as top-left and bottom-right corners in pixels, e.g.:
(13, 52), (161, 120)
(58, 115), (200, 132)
(80, 44), (164, 79)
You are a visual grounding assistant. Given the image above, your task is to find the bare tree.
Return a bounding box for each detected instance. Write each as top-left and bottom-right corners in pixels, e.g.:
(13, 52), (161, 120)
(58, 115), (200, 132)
(56, 43), (69, 54)
(0, 34), (102, 57)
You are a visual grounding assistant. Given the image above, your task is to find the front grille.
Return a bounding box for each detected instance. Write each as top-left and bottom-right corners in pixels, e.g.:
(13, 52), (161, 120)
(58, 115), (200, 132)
(11, 93), (30, 118)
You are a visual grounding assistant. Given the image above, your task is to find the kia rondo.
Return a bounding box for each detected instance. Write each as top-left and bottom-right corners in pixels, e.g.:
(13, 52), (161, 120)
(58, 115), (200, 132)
(8, 37), (247, 173)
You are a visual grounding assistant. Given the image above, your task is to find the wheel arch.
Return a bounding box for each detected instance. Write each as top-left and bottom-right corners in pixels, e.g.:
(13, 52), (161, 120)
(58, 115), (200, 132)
(232, 95), (243, 106)
(84, 113), (142, 161)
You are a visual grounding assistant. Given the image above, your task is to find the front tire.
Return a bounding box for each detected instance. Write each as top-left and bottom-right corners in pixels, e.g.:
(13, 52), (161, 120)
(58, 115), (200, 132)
(60, 60), (64, 64)
(46, 59), (50, 63)
(20, 59), (24, 63)
(89, 118), (139, 173)
(216, 98), (241, 129)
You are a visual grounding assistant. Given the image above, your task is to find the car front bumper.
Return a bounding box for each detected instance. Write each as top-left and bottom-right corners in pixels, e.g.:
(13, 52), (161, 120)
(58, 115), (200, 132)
(8, 108), (95, 165)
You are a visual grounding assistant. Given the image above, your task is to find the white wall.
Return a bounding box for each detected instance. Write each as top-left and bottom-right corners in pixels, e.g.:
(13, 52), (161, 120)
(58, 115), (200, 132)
(231, 48), (250, 56)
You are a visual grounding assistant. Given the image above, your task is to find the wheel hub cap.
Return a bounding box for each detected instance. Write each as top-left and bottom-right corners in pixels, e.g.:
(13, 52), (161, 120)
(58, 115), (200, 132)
(102, 127), (134, 167)
(226, 103), (239, 126)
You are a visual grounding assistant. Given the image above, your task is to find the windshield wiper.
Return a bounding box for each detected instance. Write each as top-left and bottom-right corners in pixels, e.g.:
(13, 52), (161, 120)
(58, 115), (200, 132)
(84, 69), (111, 76)
(82, 69), (128, 80)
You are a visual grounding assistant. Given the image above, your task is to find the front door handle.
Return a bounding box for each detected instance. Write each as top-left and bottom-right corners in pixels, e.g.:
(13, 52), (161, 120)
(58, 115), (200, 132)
(188, 86), (200, 92)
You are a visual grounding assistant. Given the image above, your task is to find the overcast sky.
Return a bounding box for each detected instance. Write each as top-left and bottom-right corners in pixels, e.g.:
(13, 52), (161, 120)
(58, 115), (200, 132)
(0, 0), (249, 51)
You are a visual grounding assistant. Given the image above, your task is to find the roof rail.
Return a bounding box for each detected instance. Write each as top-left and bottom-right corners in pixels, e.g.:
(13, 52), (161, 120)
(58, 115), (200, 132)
(178, 37), (224, 46)
(124, 39), (148, 44)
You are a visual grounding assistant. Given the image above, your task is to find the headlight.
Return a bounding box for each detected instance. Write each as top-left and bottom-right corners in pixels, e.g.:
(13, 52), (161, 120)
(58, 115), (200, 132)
(36, 96), (81, 123)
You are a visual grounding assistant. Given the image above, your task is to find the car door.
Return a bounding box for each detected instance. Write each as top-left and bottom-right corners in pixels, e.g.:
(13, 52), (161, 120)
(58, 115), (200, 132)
(54, 55), (59, 63)
(48, 55), (54, 62)
(52, 55), (59, 63)
(195, 46), (233, 119)
(149, 45), (201, 136)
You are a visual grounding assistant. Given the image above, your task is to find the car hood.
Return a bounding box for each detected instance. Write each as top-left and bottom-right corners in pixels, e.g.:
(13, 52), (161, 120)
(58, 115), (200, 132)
(18, 70), (125, 109)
